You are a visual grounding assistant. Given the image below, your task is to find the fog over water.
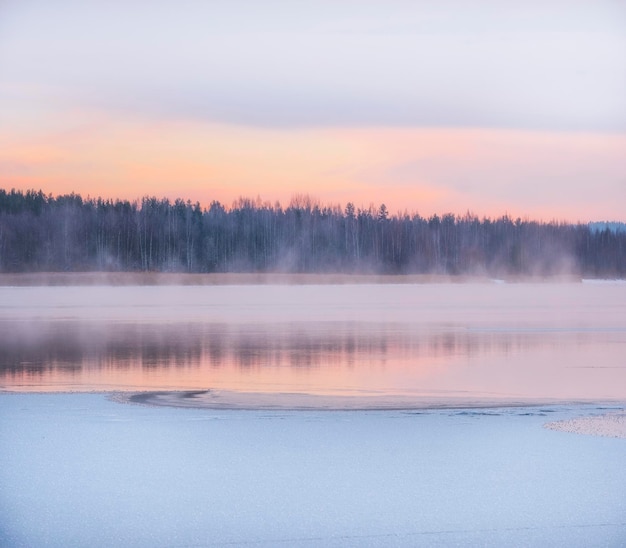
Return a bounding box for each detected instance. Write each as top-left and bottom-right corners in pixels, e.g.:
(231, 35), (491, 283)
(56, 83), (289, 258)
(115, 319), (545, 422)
(1, 282), (625, 406)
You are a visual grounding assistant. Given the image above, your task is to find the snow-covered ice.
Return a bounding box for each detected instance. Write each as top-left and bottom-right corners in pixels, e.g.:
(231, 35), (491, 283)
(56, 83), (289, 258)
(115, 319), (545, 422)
(1, 393), (625, 547)
(545, 411), (626, 439)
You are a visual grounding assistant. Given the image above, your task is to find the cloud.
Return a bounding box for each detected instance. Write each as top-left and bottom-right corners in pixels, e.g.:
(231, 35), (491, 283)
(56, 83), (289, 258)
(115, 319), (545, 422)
(1, 1), (624, 130)
(1, 1), (624, 222)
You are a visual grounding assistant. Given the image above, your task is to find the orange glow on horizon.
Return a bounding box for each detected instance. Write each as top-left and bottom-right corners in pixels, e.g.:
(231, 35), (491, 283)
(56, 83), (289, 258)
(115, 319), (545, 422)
(1, 112), (625, 222)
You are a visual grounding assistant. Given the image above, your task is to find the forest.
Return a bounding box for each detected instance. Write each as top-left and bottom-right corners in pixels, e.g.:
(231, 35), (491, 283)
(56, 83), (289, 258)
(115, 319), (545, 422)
(0, 188), (624, 276)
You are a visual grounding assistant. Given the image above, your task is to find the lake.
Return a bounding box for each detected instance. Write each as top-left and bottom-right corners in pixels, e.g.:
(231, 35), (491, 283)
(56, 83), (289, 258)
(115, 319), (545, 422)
(1, 281), (625, 407)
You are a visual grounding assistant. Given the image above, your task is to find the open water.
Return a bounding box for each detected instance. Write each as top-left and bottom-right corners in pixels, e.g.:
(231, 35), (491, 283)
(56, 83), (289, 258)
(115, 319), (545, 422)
(1, 281), (624, 406)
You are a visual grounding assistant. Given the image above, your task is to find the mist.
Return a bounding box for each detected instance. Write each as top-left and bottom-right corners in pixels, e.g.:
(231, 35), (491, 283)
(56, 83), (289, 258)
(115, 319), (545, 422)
(1, 189), (624, 278)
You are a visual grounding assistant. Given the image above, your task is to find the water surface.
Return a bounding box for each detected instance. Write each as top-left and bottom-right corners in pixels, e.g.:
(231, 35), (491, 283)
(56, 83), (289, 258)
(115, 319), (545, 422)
(1, 282), (624, 406)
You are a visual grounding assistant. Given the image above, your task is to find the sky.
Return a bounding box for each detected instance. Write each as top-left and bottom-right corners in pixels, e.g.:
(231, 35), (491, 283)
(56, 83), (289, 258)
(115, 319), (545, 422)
(0, 0), (625, 221)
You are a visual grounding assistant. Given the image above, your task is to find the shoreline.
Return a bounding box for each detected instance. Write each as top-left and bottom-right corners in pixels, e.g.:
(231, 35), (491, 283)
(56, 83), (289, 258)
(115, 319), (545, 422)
(0, 271), (588, 286)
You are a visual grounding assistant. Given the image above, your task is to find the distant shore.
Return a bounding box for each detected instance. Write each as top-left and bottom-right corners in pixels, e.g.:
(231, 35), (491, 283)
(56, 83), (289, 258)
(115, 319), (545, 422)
(0, 271), (587, 286)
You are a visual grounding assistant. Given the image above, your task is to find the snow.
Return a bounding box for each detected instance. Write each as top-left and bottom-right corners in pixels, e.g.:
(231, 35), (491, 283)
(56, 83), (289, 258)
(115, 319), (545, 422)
(1, 393), (625, 547)
(545, 411), (626, 438)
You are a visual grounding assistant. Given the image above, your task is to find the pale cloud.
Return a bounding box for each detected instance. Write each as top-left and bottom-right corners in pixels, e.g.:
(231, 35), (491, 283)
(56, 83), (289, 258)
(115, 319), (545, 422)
(0, 0), (624, 131)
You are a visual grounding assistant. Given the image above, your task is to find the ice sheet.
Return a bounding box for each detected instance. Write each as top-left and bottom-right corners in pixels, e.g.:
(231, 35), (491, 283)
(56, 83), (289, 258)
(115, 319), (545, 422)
(1, 394), (625, 547)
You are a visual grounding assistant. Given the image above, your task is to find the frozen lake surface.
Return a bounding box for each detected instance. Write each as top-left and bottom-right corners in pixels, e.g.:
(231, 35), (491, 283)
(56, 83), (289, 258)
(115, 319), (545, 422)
(1, 393), (625, 547)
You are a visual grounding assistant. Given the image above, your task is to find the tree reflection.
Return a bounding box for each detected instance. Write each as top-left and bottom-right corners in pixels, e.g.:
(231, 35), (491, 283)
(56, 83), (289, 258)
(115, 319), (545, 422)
(0, 319), (603, 391)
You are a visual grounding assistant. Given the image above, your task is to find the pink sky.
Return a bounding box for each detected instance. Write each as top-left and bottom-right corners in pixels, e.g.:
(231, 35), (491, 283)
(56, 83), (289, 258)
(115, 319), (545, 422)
(2, 113), (624, 221)
(1, 1), (624, 222)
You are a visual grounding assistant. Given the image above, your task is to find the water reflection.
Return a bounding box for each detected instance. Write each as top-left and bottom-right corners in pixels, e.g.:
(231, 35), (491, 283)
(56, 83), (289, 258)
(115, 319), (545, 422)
(0, 320), (569, 371)
(1, 319), (624, 402)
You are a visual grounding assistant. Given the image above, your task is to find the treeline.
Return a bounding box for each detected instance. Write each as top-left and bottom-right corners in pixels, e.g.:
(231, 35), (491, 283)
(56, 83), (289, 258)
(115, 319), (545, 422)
(0, 188), (624, 276)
